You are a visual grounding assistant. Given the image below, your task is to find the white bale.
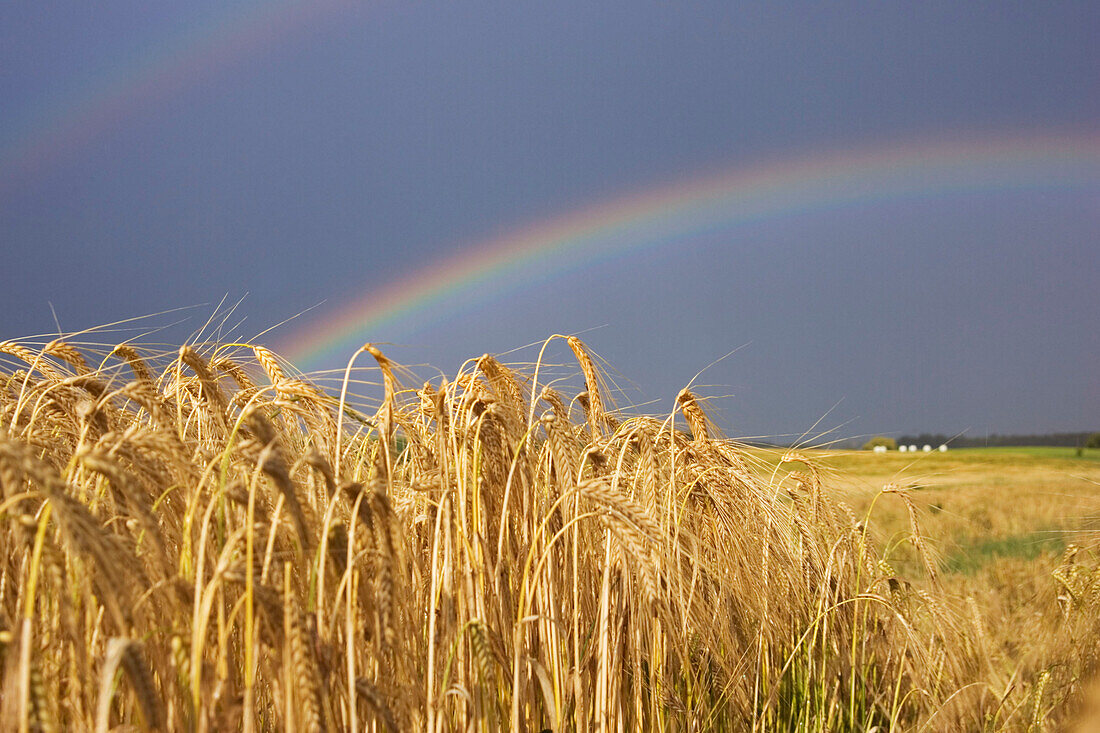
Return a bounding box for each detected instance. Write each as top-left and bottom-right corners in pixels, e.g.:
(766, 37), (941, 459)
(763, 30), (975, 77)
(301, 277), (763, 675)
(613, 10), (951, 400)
(938, 444), (948, 452)
(908, 445), (918, 452)
(922, 444), (932, 452)
(899, 445), (907, 452)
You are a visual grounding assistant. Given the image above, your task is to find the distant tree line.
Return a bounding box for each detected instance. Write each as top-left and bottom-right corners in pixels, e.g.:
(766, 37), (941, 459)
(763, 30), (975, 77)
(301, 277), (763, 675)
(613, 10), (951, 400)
(896, 432), (1098, 448)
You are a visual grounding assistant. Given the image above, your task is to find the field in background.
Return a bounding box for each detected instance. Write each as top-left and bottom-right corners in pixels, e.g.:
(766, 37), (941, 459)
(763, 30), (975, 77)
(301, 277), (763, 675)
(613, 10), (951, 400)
(950, 446), (1100, 460)
(0, 334), (1097, 731)
(754, 446), (1100, 548)
(756, 445), (1100, 726)
(754, 445), (1100, 601)
(762, 447), (1100, 576)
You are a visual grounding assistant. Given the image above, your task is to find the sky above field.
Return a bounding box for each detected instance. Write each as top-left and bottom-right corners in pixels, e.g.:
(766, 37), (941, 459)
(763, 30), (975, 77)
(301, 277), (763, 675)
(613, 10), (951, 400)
(2, 2), (1097, 440)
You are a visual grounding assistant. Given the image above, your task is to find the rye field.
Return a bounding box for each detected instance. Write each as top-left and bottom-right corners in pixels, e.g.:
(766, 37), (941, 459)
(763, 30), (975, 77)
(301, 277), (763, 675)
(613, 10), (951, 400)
(0, 335), (1096, 731)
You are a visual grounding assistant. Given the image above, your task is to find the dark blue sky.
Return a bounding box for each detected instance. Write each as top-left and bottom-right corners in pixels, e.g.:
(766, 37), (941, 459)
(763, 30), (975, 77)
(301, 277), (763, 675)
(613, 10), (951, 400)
(1, 2), (1097, 439)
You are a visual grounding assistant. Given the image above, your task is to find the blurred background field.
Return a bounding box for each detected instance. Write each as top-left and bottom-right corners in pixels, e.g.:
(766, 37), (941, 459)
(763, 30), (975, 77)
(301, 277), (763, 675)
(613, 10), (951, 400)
(755, 444), (1100, 715)
(754, 446), (1100, 578)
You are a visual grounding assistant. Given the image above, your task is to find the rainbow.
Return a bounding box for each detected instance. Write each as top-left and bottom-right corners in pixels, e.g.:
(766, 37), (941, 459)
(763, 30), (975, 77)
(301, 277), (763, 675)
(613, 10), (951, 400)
(277, 132), (1100, 371)
(0, 1), (352, 193)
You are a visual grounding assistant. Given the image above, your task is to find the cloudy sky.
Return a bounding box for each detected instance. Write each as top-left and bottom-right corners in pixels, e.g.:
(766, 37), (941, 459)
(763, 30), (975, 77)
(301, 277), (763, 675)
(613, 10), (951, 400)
(2, 2), (1097, 440)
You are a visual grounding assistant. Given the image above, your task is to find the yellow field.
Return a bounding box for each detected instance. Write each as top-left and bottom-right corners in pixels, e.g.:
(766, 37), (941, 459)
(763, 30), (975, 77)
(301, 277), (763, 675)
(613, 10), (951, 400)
(754, 446), (1100, 729)
(758, 447), (1100, 578)
(0, 335), (1096, 731)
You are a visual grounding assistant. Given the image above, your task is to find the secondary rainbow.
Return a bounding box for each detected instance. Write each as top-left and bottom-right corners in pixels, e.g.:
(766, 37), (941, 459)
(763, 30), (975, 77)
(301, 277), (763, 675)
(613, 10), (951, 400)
(0, 1), (353, 192)
(277, 131), (1100, 371)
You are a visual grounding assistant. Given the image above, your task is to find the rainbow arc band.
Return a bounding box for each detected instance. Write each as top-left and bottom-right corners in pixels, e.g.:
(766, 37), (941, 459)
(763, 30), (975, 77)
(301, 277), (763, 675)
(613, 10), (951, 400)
(277, 132), (1100, 370)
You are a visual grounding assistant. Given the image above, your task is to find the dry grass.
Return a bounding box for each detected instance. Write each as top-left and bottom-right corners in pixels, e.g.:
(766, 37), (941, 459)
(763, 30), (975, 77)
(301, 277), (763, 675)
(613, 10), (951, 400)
(0, 333), (1095, 730)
